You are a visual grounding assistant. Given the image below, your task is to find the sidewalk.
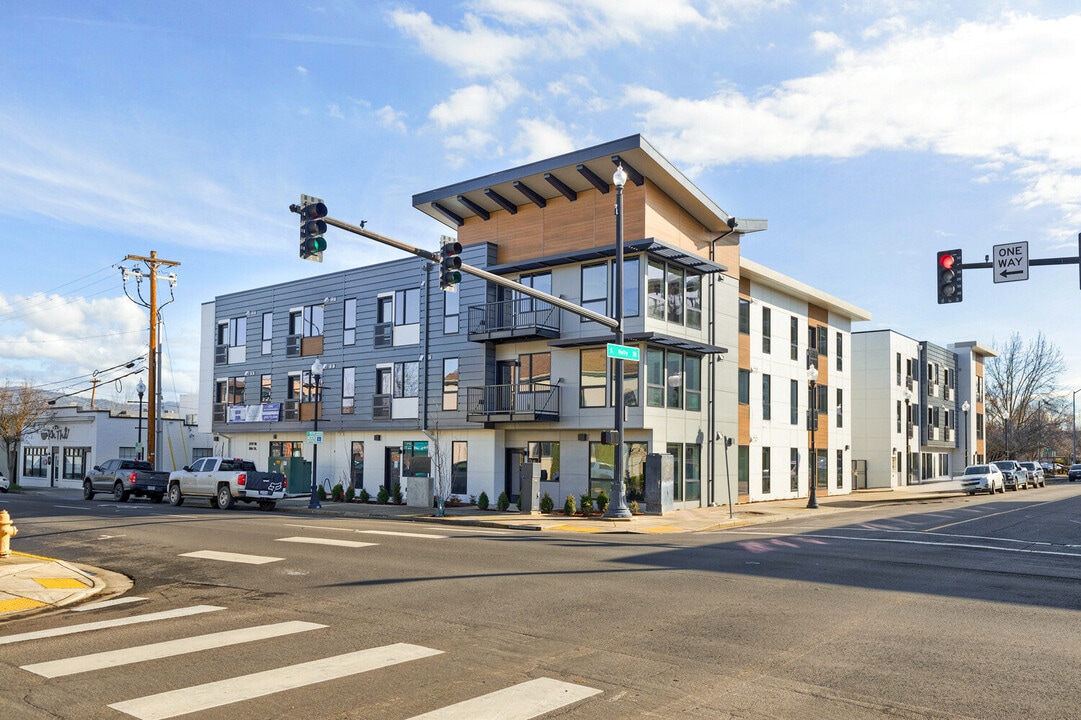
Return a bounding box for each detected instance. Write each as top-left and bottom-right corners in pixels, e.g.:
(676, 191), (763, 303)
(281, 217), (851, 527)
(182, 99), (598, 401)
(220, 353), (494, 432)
(0, 481), (965, 620)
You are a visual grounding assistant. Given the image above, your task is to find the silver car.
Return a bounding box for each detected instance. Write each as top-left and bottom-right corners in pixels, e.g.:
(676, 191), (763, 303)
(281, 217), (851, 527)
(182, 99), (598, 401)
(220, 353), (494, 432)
(993, 460), (1030, 490)
(1019, 461), (1045, 488)
(960, 464), (1004, 495)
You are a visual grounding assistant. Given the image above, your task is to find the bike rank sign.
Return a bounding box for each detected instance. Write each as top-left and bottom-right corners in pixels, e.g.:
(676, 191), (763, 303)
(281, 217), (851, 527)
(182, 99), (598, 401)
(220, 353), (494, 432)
(993, 241), (1029, 283)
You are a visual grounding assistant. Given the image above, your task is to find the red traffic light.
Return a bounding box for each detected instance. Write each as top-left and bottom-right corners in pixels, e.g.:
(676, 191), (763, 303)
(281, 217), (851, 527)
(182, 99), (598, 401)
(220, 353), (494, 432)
(939, 253), (955, 270)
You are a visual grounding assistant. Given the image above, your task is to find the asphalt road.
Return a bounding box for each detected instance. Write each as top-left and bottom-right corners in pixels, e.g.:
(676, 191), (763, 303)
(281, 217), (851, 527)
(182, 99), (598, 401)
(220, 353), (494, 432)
(3, 483), (1081, 719)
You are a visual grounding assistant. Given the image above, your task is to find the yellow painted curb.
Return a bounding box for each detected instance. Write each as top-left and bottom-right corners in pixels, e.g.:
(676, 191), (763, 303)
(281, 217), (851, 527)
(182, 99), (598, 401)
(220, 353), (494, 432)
(0, 597), (48, 613)
(547, 525), (601, 533)
(34, 577), (90, 589)
(640, 526), (683, 533)
(11, 550), (59, 562)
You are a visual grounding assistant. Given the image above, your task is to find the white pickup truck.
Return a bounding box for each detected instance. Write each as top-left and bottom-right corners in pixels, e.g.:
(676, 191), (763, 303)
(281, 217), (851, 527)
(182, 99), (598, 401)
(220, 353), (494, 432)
(168, 457), (287, 511)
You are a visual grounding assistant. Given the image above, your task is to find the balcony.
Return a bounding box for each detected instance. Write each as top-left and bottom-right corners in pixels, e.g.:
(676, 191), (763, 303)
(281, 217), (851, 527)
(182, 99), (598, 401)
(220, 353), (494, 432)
(465, 383), (560, 423)
(467, 298), (560, 342)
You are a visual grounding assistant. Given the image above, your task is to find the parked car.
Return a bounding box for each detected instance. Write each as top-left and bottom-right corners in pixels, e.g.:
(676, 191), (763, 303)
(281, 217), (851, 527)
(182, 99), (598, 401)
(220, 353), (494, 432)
(1068, 464), (1081, 482)
(84, 459), (171, 502)
(958, 464), (1004, 495)
(1019, 461), (1046, 488)
(992, 460), (1030, 490)
(168, 457), (287, 510)
(0, 473), (9, 493)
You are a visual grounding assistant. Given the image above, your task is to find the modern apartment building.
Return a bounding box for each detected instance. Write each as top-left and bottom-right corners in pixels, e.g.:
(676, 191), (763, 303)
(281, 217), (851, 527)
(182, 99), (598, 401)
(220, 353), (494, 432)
(199, 135), (874, 509)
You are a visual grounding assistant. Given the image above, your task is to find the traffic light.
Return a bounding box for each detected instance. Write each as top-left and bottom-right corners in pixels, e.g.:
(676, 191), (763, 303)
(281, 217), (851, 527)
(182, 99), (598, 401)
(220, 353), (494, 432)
(299, 197), (328, 262)
(937, 249), (962, 304)
(439, 237), (463, 291)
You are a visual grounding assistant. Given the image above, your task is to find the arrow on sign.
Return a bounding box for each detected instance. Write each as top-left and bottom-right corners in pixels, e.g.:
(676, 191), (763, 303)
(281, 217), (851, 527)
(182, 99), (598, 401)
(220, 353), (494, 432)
(999, 269), (1025, 279)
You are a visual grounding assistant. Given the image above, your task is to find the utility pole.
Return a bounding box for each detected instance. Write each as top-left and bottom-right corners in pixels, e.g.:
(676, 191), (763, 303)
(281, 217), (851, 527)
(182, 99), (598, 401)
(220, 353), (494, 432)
(123, 251), (180, 469)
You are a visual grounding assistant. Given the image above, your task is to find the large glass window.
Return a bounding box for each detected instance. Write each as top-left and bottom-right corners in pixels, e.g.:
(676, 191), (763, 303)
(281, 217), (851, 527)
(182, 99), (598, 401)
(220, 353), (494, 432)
(451, 441), (468, 495)
(444, 284), (459, 334)
(790, 448), (799, 491)
(63, 447), (90, 480)
(351, 441), (364, 490)
(836, 387), (843, 428)
(580, 348), (607, 407)
(589, 441), (615, 497)
(260, 374), (272, 403)
(402, 440), (430, 478)
(684, 356), (700, 411)
(667, 442), (685, 501)
(666, 265), (684, 324)
(528, 441), (560, 484)
(394, 361), (419, 398)
(228, 376), (245, 405)
(685, 272), (701, 329)
(23, 446), (48, 477)
(442, 358), (459, 411)
(646, 348), (664, 407)
(646, 260), (665, 320)
(623, 258), (641, 318)
(395, 288), (420, 325)
(582, 263), (608, 317)
(666, 351), (684, 409)
(684, 444), (701, 501)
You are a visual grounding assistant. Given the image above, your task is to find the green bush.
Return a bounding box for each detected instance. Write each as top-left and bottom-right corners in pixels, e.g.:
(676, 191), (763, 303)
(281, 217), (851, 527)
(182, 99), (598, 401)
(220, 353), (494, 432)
(497, 491), (510, 511)
(477, 491), (490, 510)
(359, 488), (371, 503)
(595, 490), (609, 513)
(579, 493), (594, 514)
(376, 486), (390, 504)
(539, 492), (554, 513)
(629, 499), (640, 514)
(331, 483), (345, 502)
(563, 493), (576, 516)
(345, 485), (355, 502)
(317, 485), (327, 501)
(392, 482), (403, 505)
(516, 494), (522, 511)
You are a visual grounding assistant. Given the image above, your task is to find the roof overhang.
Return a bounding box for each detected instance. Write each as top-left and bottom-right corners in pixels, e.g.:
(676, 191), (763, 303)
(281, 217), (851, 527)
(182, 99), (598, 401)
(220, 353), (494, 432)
(413, 135), (762, 237)
(740, 256), (872, 322)
(487, 237), (727, 276)
(548, 332), (728, 355)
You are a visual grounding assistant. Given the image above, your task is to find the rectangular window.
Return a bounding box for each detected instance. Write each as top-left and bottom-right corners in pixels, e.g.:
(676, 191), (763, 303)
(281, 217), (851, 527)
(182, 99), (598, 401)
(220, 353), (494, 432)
(229, 317), (246, 347)
(738, 298), (750, 334)
(835, 331), (843, 371)
(666, 351), (684, 409)
(738, 445), (749, 496)
(818, 325), (828, 356)
(580, 348), (607, 407)
(262, 313), (272, 354)
(589, 441), (615, 497)
(344, 299), (356, 346)
(791, 379), (799, 425)
(837, 449), (844, 488)
(896, 352), (902, 385)
(897, 400), (902, 433)
(444, 282), (460, 334)
(289, 305), (324, 337)
(624, 258), (641, 318)
(228, 376), (245, 405)
(63, 447), (90, 480)
(451, 441), (468, 495)
(685, 445), (701, 501)
(762, 307), (771, 354)
(684, 271), (701, 329)
(646, 260), (665, 320)
(616, 356), (640, 408)
(666, 265), (684, 324)
(402, 440), (431, 478)
(582, 263), (608, 317)
(342, 367), (355, 414)
(260, 374), (272, 403)
(377, 295), (393, 324)
(394, 361), (419, 398)
(762, 374), (771, 421)
(762, 446), (771, 494)
(394, 288), (420, 326)
(646, 348), (664, 407)
(351, 441), (364, 490)
(836, 388), (843, 428)
(667, 442), (685, 501)
(738, 369), (750, 405)
(527, 441), (561, 485)
(22, 446), (49, 477)
(443, 358), (459, 411)
(790, 447), (799, 492)
(790, 316), (799, 361)
(684, 355), (700, 411)
(817, 384), (828, 416)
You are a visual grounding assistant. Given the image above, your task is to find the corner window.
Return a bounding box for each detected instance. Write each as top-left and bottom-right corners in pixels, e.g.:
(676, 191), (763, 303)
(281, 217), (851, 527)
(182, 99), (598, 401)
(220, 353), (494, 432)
(646, 260), (665, 320)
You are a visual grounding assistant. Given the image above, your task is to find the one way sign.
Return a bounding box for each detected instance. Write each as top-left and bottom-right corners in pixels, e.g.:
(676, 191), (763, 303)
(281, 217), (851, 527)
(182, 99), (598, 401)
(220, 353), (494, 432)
(993, 241), (1029, 283)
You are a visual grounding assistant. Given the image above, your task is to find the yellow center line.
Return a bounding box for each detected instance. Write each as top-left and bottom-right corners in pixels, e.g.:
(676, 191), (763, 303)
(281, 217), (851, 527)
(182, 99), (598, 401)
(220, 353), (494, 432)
(924, 499), (1057, 532)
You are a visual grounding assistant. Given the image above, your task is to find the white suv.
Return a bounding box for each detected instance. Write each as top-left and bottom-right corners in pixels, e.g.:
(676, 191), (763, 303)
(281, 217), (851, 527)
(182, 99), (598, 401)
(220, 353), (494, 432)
(1019, 461), (1045, 488)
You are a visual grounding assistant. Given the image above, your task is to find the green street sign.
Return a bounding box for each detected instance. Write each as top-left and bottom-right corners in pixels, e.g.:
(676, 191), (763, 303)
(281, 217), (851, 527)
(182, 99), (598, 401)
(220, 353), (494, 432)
(606, 343), (640, 361)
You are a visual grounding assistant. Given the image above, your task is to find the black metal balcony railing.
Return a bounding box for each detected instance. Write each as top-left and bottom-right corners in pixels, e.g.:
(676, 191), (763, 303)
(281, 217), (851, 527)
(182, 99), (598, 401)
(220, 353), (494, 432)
(467, 298), (560, 342)
(465, 383), (559, 422)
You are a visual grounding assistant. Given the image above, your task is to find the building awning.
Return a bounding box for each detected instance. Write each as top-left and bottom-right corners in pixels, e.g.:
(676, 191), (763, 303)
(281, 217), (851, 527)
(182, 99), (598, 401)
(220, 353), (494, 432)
(547, 332), (728, 355)
(487, 237), (727, 275)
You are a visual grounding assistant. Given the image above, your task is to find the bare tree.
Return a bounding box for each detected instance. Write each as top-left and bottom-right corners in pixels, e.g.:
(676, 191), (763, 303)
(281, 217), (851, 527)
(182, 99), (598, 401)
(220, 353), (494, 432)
(0, 383), (54, 481)
(984, 332), (1065, 460)
(423, 425), (454, 516)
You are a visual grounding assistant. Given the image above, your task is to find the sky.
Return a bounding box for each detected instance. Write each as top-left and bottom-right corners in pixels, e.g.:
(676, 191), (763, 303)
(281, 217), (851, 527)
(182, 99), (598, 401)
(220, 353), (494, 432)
(2, 0), (1080, 410)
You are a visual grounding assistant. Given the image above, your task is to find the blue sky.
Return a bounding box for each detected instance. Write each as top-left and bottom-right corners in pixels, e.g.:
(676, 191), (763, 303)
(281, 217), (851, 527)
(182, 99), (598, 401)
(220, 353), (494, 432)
(2, 1), (1080, 408)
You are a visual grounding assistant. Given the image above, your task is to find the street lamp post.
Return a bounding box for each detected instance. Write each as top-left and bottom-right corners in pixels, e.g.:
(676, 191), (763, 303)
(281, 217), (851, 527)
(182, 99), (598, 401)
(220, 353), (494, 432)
(807, 364), (819, 509)
(962, 399), (970, 467)
(1073, 388), (1080, 464)
(604, 165), (632, 519)
(136, 379), (146, 460)
(308, 358), (324, 510)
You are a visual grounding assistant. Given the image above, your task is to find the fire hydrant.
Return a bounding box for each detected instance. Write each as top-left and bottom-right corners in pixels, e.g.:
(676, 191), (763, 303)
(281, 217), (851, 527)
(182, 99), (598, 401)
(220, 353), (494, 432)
(0, 509), (17, 558)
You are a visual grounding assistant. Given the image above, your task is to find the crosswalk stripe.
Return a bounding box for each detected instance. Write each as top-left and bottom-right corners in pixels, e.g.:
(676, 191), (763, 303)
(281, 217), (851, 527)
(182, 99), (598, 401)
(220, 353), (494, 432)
(358, 530), (449, 539)
(405, 677), (603, 719)
(108, 643), (444, 720)
(72, 596), (149, 612)
(21, 620), (327, 678)
(275, 536), (377, 548)
(179, 550), (283, 564)
(0, 605), (225, 645)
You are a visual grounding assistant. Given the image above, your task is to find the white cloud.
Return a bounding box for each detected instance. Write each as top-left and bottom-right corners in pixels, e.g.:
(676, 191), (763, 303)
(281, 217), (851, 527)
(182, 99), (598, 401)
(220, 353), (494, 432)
(428, 77), (523, 129)
(513, 119), (577, 162)
(296, 65), (308, 75)
(376, 105), (408, 133)
(328, 103), (345, 119)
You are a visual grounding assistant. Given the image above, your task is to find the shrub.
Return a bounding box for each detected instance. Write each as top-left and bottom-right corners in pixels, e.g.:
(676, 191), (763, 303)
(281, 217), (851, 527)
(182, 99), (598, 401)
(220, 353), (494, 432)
(563, 493), (576, 516)
(331, 483), (345, 502)
(477, 491), (490, 510)
(376, 486), (390, 504)
(317, 485), (327, 501)
(345, 485), (355, 502)
(516, 494), (522, 511)
(359, 488), (371, 503)
(629, 499), (640, 515)
(539, 492), (554, 513)
(469, 494), (478, 506)
(446, 495), (462, 507)
(392, 482), (403, 505)
(579, 493), (594, 515)
(497, 491), (510, 511)
(595, 490), (609, 513)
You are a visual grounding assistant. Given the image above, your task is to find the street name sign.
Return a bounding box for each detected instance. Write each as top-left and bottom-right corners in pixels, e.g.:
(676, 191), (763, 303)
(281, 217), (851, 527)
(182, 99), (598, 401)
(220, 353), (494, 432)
(606, 343), (640, 361)
(993, 241), (1029, 283)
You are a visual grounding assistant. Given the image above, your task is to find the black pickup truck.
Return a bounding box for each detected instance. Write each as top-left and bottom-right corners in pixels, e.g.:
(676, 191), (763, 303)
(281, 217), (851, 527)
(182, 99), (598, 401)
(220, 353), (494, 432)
(84, 459), (171, 503)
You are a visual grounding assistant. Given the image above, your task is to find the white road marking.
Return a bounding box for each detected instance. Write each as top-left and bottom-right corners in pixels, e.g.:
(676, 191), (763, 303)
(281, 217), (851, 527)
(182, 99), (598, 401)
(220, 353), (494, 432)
(21, 620), (326, 678)
(108, 643), (444, 720)
(179, 550), (283, 564)
(724, 529), (1081, 558)
(53, 504), (90, 510)
(358, 529), (449, 539)
(72, 596), (148, 612)
(275, 536), (377, 548)
(405, 677), (602, 719)
(0, 606), (225, 645)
